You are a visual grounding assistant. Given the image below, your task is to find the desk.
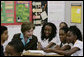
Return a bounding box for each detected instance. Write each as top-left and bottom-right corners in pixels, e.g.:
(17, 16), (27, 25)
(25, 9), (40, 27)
(22, 51), (64, 56)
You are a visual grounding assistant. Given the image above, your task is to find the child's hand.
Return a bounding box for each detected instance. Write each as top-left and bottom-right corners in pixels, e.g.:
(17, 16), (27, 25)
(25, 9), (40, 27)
(61, 45), (71, 50)
(64, 45), (71, 50)
(38, 42), (42, 46)
(37, 42), (43, 50)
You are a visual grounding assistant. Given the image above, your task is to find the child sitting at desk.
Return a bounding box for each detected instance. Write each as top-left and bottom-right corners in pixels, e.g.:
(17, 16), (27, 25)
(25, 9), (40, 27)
(38, 22), (60, 50)
(54, 27), (71, 50)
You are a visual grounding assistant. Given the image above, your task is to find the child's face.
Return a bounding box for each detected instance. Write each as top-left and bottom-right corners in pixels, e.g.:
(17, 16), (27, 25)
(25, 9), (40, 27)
(66, 31), (76, 44)
(5, 45), (21, 56)
(1, 30), (8, 41)
(24, 28), (34, 38)
(44, 25), (52, 38)
(59, 30), (66, 43)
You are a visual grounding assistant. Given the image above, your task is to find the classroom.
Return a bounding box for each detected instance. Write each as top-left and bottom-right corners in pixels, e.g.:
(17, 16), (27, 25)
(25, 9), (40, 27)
(1, 1), (83, 56)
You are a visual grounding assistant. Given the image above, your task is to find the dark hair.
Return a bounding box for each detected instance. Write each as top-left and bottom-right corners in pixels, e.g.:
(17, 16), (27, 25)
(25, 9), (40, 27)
(8, 39), (24, 53)
(21, 22), (35, 33)
(60, 27), (69, 33)
(1, 26), (7, 35)
(69, 26), (82, 41)
(41, 22), (57, 42)
(60, 22), (68, 28)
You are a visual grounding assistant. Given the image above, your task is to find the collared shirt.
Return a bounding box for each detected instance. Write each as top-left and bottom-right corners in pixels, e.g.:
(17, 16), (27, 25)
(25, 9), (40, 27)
(60, 42), (73, 47)
(38, 36), (60, 48)
(71, 40), (83, 56)
(20, 33), (32, 46)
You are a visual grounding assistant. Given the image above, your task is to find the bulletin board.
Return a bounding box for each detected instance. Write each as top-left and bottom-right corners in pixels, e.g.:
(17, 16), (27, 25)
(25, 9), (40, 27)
(32, 1), (48, 26)
(71, 5), (82, 23)
(1, 1), (14, 23)
(1, 1), (32, 26)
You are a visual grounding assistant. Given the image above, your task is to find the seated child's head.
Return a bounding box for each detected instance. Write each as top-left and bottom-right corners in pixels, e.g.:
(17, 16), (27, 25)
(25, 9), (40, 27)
(41, 22), (57, 42)
(59, 27), (69, 43)
(21, 22), (35, 38)
(67, 26), (82, 44)
(1, 26), (8, 44)
(5, 39), (24, 56)
(59, 22), (68, 29)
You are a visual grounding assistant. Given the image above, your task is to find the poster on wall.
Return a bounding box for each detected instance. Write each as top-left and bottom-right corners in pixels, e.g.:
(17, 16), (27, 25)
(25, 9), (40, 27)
(1, 1), (32, 26)
(1, 1), (14, 23)
(71, 5), (81, 23)
(32, 1), (48, 26)
(16, 1), (30, 22)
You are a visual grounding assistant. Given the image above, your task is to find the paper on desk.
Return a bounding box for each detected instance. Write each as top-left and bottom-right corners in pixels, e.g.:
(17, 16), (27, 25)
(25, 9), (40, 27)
(28, 50), (57, 55)
(28, 50), (45, 55)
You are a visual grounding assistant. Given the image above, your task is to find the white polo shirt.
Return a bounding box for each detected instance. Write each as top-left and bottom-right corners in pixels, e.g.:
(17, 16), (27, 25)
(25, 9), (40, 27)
(71, 40), (83, 56)
(38, 36), (61, 48)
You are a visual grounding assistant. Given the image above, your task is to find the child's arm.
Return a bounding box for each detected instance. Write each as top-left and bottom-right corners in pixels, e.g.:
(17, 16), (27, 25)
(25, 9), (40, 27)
(46, 44), (71, 51)
(60, 45), (71, 51)
(44, 47), (80, 56)
(54, 47), (80, 56)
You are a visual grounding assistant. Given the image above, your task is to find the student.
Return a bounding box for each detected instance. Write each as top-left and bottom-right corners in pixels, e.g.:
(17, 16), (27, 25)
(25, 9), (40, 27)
(44, 26), (83, 56)
(1, 26), (8, 56)
(55, 27), (70, 50)
(59, 22), (68, 29)
(5, 39), (24, 56)
(59, 27), (68, 46)
(38, 22), (60, 50)
(11, 22), (38, 50)
(66, 26), (83, 56)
